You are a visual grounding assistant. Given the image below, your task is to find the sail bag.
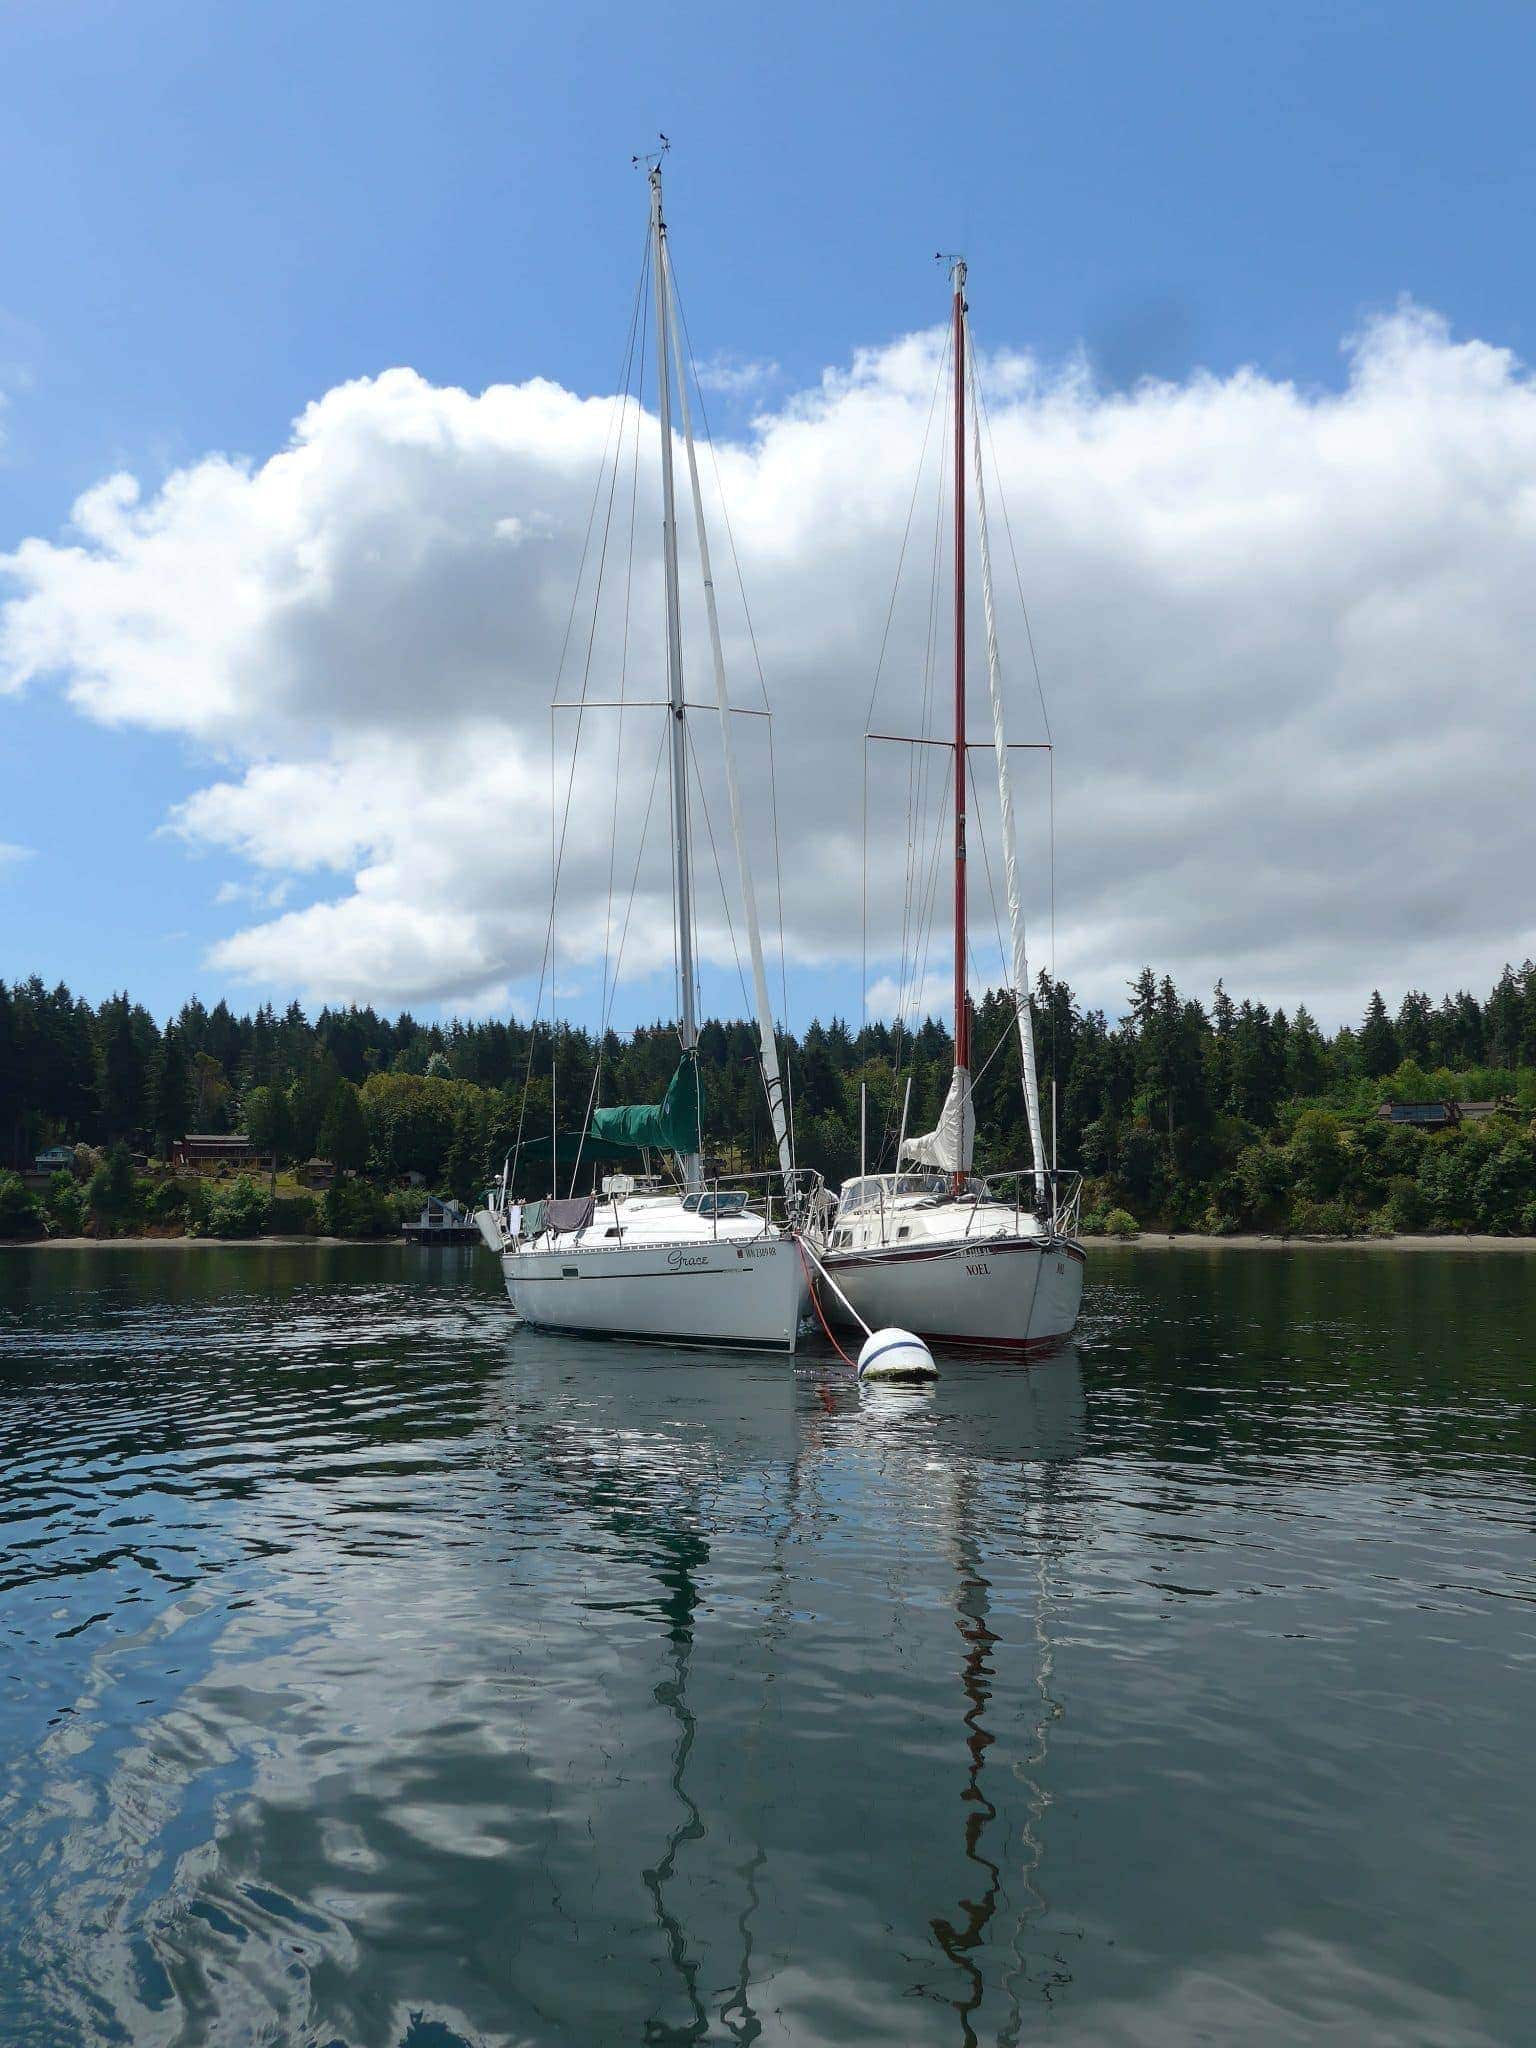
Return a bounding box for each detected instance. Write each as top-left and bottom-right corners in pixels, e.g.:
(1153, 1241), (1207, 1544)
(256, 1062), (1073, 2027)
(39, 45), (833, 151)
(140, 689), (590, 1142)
(589, 1051), (702, 1157)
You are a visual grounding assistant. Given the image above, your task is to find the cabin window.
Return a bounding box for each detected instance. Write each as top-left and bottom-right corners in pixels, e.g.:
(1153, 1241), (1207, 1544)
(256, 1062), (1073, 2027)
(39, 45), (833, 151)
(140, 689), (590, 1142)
(897, 1226), (911, 1240)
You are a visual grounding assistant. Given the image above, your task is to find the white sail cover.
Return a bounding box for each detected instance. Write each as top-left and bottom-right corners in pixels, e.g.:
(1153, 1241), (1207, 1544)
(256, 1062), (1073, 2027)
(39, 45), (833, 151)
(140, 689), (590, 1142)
(901, 1064), (975, 1174)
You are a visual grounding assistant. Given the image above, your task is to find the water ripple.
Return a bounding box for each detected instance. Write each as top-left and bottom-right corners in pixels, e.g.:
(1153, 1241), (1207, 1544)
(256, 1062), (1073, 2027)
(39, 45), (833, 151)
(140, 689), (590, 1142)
(1, 1242), (1533, 2045)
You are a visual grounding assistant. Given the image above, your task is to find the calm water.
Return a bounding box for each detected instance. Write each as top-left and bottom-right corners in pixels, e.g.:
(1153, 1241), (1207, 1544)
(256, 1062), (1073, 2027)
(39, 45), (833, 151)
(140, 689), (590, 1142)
(1, 1245), (1533, 2048)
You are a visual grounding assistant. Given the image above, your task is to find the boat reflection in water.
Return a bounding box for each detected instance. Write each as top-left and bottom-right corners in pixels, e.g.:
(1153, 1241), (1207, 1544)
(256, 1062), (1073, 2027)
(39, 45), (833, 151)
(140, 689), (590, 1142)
(493, 1335), (1087, 2044)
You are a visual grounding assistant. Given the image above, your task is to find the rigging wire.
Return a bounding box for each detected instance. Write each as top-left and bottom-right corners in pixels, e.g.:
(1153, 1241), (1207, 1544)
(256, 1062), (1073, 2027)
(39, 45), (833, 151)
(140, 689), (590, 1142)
(512, 221), (651, 1183)
(683, 718), (755, 1020)
(858, 328), (955, 1172)
(600, 251), (651, 1039)
(566, 723), (670, 1193)
(665, 261), (797, 1123)
(884, 326), (953, 1145)
(974, 354), (1061, 1137)
(967, 749), (1012, 998)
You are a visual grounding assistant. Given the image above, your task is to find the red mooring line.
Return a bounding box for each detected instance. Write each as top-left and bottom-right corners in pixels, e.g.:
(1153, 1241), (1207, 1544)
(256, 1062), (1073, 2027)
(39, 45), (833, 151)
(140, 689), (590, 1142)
(795, 1237), (860, 1371)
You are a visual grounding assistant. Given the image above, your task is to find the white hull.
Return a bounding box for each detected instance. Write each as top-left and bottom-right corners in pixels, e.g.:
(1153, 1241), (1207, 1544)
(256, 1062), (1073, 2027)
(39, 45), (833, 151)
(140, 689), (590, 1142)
(820, 1232), (1084, 1352)
(501, 1235), (810, 1353)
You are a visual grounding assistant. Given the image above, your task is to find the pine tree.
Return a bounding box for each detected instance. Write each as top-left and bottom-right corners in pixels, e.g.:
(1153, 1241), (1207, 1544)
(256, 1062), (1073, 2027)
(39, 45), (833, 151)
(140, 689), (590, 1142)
(242, 1083), (292, 1188)
(0, 982), (17, 1167)
(319, 1080), (368, 1175)
(1286, 1005), (1329, 1097)
(1395, 991), (1434, 1064)
(149, 1026), (194, 1156)
(1207, 980), (1237, 1111)
(97, 996), (148, 1142)
(444, 1099), (487, 1203)
(1358, 991), (1400, 1080)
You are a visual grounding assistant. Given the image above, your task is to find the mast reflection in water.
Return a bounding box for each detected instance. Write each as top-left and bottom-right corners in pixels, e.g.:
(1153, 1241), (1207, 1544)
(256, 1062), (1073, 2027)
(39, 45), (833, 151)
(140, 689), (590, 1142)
(494, 1335), (1087, 2046)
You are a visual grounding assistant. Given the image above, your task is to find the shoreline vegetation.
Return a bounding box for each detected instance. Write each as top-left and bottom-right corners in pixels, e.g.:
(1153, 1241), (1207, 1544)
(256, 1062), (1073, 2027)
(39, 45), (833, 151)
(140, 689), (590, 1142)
(4, 963), (1536, 1246)
(4, 1230), (1534, 1255)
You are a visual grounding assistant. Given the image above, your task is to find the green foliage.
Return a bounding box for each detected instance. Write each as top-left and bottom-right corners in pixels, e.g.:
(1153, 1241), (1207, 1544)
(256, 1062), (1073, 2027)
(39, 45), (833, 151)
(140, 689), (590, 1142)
(1471, 1136), (1536, 1236)
(1379, 1058), (1434, 1105)
(322, 1174), (394, 1238)
(143, 1177), (192, 1223)
(149, 1025), (194, 1154)
(1292, 1199), (1355, 1237)
(360, 1072), (467, 1181)
(45, 1170), (87, 1236)
(1289, 1110), (1347, 1200)
(287, 1052), (344, 1160)
(267, 1192), (320, 1236)
(1358, 991), (1400, 1080)
(0, 1171), (43, 1238)
(97, 996), (151, 1141)
(87, 1142), (138, 1229)
(203, 1175), (271, 1238)
(1235, 1142), (1291, 1223)
(319, 1080), (368, 1173)
(1103, 1207), (1139, 1238)
(1384, 1176), (1427, 1232)
(6, 961), (1536, 1241)
(443, 1098), (487, 1204)
(242, 1084), (292, 1178)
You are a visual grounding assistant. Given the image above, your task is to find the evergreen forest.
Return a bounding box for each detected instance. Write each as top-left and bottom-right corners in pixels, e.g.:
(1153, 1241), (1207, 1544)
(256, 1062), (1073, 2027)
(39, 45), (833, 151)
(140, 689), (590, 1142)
(3, 961), (1536, 1239)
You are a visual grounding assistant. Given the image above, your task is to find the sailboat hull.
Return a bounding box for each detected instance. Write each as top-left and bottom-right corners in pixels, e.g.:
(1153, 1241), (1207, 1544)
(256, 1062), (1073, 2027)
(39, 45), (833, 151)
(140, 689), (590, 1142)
(820, 1233), (1084, 1353)
(501, 1236), (810, 1354)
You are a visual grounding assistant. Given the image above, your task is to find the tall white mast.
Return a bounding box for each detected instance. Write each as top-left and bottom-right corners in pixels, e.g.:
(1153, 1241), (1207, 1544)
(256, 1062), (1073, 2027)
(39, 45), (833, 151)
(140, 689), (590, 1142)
(660, 250), (796, 1192)
(964, 303), (1047, 1207)
(650, 159), (702, 1190)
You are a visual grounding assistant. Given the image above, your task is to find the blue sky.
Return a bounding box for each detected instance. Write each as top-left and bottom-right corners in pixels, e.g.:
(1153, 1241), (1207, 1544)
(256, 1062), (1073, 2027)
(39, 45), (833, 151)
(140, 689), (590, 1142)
(4, 0), (1536, 1028)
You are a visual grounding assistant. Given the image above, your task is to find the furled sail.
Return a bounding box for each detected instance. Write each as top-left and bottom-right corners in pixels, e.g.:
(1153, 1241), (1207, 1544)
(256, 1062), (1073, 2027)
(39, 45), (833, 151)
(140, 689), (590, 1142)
(900, 1065), (975, 1174)
(589, 1051), (701, 1157)
(967, 335), (1047, 1204)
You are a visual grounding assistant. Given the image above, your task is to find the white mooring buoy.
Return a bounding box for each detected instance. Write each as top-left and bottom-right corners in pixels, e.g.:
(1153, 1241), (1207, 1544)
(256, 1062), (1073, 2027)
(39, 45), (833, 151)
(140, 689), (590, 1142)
(857, 1327), (938, 1382)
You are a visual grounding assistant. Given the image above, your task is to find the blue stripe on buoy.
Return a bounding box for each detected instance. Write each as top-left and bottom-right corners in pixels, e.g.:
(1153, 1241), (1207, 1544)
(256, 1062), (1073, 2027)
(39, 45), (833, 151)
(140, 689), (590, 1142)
(859, 1335), (927, 1373)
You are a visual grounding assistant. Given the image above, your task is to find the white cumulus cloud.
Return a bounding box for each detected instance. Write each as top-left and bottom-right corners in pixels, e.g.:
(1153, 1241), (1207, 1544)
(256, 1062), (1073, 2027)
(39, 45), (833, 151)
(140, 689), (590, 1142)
(2, 303), (1534, 1022)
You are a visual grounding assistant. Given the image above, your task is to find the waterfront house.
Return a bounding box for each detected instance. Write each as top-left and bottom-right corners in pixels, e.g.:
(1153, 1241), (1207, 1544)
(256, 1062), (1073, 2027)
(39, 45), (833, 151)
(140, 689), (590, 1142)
(402, 1195), (478, 1244)
(1376, 1099), (1509, 1129)
(1377, 1101), (1458, 1128)
(171, 1134), (274, 1174)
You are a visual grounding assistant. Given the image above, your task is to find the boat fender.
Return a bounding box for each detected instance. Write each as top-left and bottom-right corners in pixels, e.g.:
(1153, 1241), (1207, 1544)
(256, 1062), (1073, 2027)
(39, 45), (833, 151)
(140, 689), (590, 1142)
(857, 1327), (938, 1381)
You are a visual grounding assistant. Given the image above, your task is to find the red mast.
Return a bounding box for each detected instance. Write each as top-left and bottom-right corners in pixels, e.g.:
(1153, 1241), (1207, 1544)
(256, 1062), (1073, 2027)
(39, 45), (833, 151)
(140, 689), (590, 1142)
(952, 260), (970, 1084)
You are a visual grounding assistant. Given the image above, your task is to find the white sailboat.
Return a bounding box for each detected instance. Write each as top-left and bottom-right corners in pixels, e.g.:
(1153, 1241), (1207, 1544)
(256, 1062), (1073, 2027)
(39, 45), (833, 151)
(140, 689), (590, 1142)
(817, 259), (1085, 1354)
(476, 152), (813, 1352)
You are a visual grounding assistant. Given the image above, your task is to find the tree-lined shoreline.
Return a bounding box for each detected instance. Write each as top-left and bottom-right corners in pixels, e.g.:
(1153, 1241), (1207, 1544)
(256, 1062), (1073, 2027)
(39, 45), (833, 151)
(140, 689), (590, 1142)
(3, 961), (1535, 1241)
